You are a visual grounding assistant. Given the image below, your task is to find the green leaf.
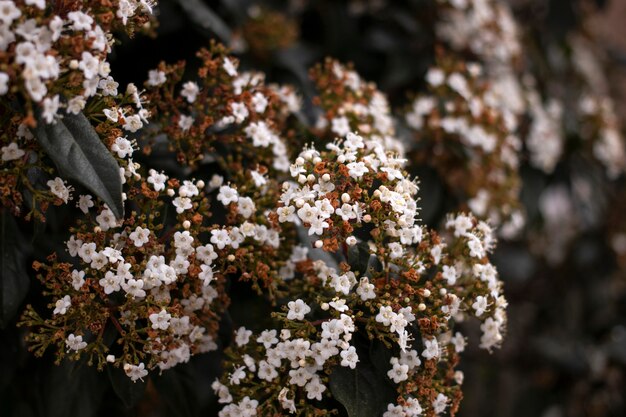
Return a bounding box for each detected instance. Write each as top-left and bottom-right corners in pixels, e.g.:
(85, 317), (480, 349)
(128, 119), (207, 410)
(174, 0), (232, 43)
(0, 210), (29, 328)
(329, 357), (397, 417)
(107, 366), (147, 408)
(34, 112), (124, 219)
(44, 360), (107, 417)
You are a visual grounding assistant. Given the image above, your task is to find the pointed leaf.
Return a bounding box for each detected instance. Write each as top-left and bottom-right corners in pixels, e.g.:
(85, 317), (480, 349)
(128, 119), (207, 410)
(329, 358), (396, 417)
(34, 112), (124, 219)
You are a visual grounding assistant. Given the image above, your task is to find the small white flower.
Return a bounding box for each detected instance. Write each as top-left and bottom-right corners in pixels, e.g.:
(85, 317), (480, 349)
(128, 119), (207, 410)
(111, 137), (133, 158)
(287, 299), (311, 320)
(340, 346), (359, 369)
(149, 309), (172, 330)
(65, 333), (87, 351)
(76, 195), (94, 213)
(129, 226), (151, 247)
(180, 81), (199, 103)
(1, 142), (25, 161)
(147, 69), (166, 86)
(217, 185), (239, 205)
(47, 177), (71, 203)
(124, 363), (148, 382)
(53, 295), (71, 315)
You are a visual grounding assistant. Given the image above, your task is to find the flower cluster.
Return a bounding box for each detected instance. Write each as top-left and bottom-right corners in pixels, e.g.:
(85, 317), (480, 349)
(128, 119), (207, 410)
(309, 59), (404, 155)
(213, 132), (507, 416)
(19, 172), (229, 376)
(405, 56), (524, 236)
(143, 42), (301, 172)
(0, 0), (155, 220)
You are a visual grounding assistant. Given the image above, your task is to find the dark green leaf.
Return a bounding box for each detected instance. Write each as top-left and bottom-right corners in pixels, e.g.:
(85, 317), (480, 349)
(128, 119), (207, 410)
(329, 357), (396, 417)
(44, 360), (107, 417)
(0, 210), (29, 328)
(34, 112), (124, 219)
(107, 366), (146, 408)
(174, 0), (232, 43)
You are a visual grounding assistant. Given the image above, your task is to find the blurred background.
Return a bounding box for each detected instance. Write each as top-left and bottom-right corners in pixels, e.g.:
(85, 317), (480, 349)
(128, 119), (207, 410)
(2, 0), (626, 416)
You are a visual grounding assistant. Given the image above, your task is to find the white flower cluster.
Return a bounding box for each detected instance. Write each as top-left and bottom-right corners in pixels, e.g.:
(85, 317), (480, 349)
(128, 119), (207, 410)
(0, 1), (153, 123)
(317, 61), (404, 155)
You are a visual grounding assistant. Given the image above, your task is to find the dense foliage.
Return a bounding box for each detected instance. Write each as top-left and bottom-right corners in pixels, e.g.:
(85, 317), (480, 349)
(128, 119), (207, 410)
(0, 1), (624, 416)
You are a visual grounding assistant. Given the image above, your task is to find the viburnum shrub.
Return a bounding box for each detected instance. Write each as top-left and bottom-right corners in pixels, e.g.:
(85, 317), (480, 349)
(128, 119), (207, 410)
(1, 0), (624, 416)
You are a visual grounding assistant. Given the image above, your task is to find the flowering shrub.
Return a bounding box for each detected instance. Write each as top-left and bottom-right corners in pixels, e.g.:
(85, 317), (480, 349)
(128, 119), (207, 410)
(1, 1), (625, 417)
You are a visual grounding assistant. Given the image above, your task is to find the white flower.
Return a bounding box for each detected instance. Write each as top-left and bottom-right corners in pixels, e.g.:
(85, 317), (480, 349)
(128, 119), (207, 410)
(173, 197), (192, 213)
(441, 265), (457, 285)
(99, 271), (122, 294)
(346, 161), (368, 178)
(147, 69), (166, 86)
(217, 185), (239, 205)
(42, 95), (60, 124)
(223, 57), (238, 77)
(235, 326), (252, 346)
(67, 96), (86, 114)
(356, 277), (376, 300)
(404, 397), (423, 416)
(68, 11), (94, 31)
(0, 71), (9, 95)
(129, 226), (151, 247)
(1, 142), (25, 161)
(123, 114), (143, 133)
(149, 309), (172, 330)
(387, 357), (409, 383)
(53, 295), (71, 315)
(78, 51), (100, 80)
(95, 207), (117, 231)
(198, 264), (214, 286)
(111, 137), (133, 158)
(73, 194), (93, 214)
(432, 393), (448, 414)
(178, 114), (194, 131)
(287, 299), (311, 320)
(47, 177), (71, 203)
(251, 92), (268, 113)
(0, 1), (21, 25)
(231, 102), (249, 123)
(122, 278), (146, 298)
(181, 81), (200, 103)
(124, 363), (148, 382)
(65, 334), (87, 351)
(210, 229), (231, 249)
(472, 295), (489, 316)
(340, 346), (359, 369)
(70, 270), (85, 290)
(331, 116), (351, 137)
(236, 197), (256, 218)
(147, 169), (167, 192)
(422, 338), (439, 360)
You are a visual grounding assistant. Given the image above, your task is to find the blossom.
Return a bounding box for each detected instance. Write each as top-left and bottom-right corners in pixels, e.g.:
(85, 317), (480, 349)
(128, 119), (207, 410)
(149, 309), (172, 330)
(65, 334), (87, 352)
(47, 177), (71, 203)
(1, 143), (25, 161)
(53, 295), (71, 315)
(124, 363), (148, 382)
(287, 299), (311, 320)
